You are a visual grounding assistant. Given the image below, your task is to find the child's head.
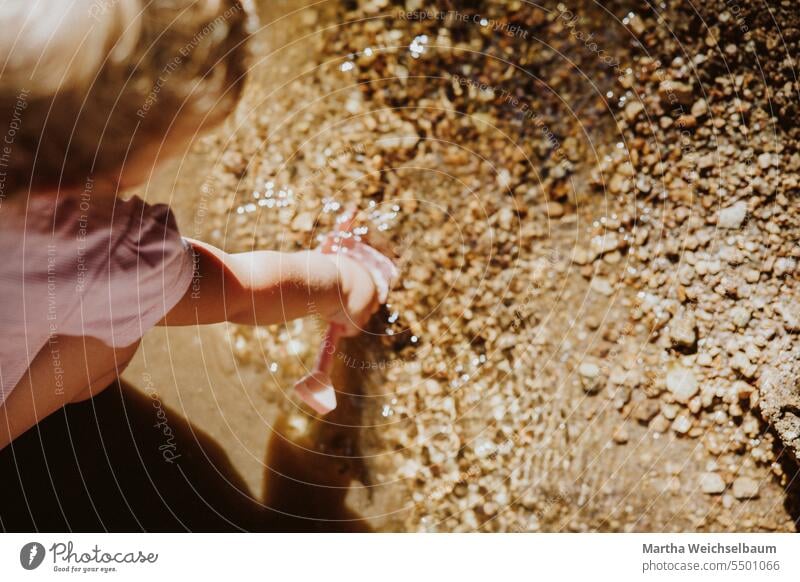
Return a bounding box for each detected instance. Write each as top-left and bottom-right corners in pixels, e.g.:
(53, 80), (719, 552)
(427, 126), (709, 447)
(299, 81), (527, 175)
(0, 0), (252, 195)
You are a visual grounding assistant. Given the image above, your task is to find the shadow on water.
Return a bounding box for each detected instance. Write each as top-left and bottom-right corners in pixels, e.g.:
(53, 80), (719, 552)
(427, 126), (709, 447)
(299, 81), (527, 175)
(261, 337), (375, 532)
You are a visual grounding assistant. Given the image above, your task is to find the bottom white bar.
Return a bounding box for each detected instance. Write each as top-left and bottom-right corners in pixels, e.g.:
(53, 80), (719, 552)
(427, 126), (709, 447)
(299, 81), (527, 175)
(0, 533), (797, 581)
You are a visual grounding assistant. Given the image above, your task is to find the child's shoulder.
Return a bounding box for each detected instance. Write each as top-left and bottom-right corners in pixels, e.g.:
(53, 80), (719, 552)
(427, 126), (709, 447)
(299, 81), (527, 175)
(1, 187), (182, 254)
(0, 187), (193, 345)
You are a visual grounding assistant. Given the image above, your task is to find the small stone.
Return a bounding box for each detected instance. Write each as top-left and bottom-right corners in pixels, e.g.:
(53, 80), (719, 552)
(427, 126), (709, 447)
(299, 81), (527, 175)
(732, 380), (754, 400)
(627, 14), (645, 35)
(612, 425), (629, 444)
(547, 202), (564, 218)
(776, 300), (799, 332)
(744, 268), (760, 283)
(757, 152), (774, 169)
(697, 153), (715, 170)
(579, 361), (600, 378)
(691, 98), (708, 117)
(579, 361), (603, 394)
(700, 472), (726, 494)
(730, 306), (751, 328)
(659, 80), (694, 105)
(635, 176), (652, 194)
(571, 248), (591, 265)
(671, 414), (692, 434)
(661, 402), (679, 420)
(649, 414), (671, 433)
(589, 233), (620, 259)
(774, 258), (797, 277)
(624, 101), (644, 122)
(687, 396), (702, 414)
(291, 211), (315, 232)
(669, 312), (697, 349)
(666, 365), (699, 403)
(731, 352), (757, 379)
(590, 277), (614, 296)
(697, 353), (713, 366)
(611, 385), (631, 410)
(731, 477), (759, 500)
(630, 393), (660, 423)
(718, 201), (747, 229)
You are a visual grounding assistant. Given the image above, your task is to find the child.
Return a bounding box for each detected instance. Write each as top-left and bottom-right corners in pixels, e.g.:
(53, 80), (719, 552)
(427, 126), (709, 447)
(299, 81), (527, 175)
(0, 0), (381, 449)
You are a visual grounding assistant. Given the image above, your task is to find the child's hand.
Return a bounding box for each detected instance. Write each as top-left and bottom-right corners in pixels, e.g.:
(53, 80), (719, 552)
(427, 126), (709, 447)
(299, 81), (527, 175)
(325, 254), (380, 336)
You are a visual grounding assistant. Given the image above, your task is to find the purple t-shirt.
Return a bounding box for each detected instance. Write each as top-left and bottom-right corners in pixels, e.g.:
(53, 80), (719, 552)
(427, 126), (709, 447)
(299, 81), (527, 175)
(0, 189), (194, 404)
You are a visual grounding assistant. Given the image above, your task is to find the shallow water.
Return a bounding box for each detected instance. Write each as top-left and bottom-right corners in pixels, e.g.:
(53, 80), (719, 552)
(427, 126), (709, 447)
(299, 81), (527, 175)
(124, 0), (798, 532)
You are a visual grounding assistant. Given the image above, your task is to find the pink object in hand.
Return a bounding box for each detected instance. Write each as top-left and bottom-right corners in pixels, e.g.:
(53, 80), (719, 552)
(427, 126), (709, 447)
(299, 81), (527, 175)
(293, 323), (344, 415)
(293, 211), (398, 415)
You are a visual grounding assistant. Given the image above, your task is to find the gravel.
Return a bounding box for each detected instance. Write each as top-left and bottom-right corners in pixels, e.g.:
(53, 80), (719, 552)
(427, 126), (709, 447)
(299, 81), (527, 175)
(178, 0), (800, 532)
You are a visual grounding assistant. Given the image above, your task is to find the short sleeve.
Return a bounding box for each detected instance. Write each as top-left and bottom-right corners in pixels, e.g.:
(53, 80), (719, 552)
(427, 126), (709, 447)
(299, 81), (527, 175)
(69, 196), (195, 347)
(0, 192), (195, 400)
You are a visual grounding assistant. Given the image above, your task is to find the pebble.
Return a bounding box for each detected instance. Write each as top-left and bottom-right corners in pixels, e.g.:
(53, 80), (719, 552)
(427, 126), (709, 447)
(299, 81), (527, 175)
(697, 353), (713, 366)
(630, 394), (660, 423)
(731, 352), (757, 380)
(776, 300), (800, 332)
(669, 313), (697, 348)
(757, 152), (774, 169)
(671, 414), (692, 434)
(649, 414), (671, 433)
(730, 306), (751, 328)
(661, 402), (679, 420)
(624, 101), (644, 122)
(612, 425), (629, 444)
(589, 233), (621, 259)
(731, 477), (760, 500)
(547, 202), (565, 218)
(718, 201), (747, 229)
(665, 365), (699, 403)
(658, 80), (694, 105)
(291, 211), (315, 232)
(579, 361), (603, 394)
(699, 472), (726, 494)
(579, 362), (600, 378)
(774, 258), (797, 277)
(590, 277), (614, 296)
(691, 98), (708, 117)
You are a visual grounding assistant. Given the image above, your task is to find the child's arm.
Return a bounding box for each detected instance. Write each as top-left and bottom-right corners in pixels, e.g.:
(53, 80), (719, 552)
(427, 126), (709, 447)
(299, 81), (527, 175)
(160, 239), (378, 334)
(0, 239), (379, 450)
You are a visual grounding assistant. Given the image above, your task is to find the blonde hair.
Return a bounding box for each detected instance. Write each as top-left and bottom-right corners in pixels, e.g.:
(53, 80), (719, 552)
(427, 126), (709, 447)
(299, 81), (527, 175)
(0, 0), (253, 195)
